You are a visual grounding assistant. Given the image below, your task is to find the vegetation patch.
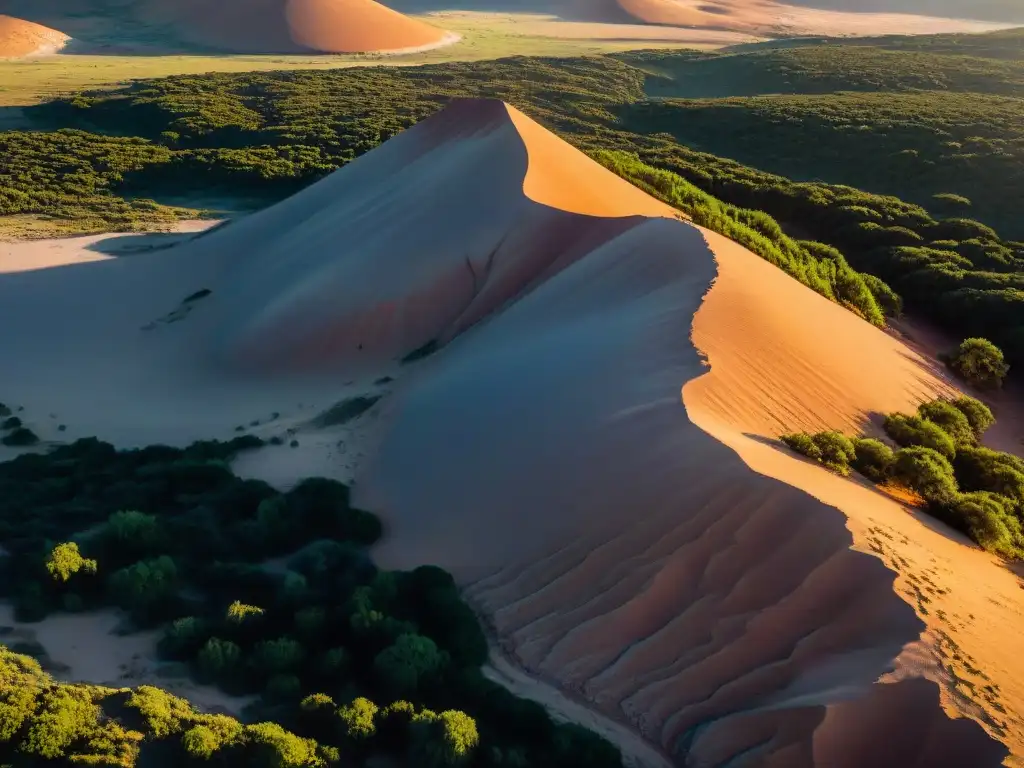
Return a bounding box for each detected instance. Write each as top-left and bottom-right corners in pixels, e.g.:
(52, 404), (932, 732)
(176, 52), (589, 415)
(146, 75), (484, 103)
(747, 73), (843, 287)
(0, 433), (624, 767)
(782, 395), (1024, 558)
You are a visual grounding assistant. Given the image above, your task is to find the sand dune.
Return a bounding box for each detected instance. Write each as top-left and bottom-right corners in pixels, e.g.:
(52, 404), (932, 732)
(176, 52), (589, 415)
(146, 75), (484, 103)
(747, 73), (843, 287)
(142, 0), (452, 54)
(0, 15), (68, 58)
(0, 100), (1018, 765)
(558, 0), (1012, 35)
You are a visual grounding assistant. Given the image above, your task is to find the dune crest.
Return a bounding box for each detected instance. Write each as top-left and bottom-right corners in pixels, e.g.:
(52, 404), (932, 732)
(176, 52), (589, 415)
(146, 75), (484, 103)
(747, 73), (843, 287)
(0, 99), (1015, 765)
(0, 14), (68, 58)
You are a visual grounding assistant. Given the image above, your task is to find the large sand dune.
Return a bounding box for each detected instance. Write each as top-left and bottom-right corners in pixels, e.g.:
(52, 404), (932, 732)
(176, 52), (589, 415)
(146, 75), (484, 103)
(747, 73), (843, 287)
(142, 0), (452, 54)
(0, 100), (1018, 765)
(0, 15), (68, 58)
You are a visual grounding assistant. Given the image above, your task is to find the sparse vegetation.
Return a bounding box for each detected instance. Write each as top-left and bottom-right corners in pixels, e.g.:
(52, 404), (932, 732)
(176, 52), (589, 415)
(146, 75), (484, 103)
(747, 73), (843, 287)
(312, 396), (381, 428)
(0, 434), (625, 767)
(781, 395), (1024, 558)
(946, 337), (1011, 389)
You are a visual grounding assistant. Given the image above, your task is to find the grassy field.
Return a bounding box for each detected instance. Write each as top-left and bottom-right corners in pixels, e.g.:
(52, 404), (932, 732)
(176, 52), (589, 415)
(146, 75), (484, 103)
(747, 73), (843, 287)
(0, 12), (733, 108)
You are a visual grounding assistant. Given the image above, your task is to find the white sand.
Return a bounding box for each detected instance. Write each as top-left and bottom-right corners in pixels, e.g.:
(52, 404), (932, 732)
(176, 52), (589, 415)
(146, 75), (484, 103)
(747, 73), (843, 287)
(0, 99), (1019, 766)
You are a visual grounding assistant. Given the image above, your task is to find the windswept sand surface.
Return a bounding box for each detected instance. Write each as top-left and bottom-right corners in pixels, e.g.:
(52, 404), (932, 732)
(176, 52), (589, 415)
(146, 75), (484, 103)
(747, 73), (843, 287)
(0, 100), (1020, 765)
(0, 15), (68, 58)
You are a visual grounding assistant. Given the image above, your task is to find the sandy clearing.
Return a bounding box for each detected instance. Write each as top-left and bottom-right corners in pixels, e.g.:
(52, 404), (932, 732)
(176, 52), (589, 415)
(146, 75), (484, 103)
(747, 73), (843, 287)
(0, 98), (1016, 766)
(0, 15), (68, 59)
(0, 605), (252, 715)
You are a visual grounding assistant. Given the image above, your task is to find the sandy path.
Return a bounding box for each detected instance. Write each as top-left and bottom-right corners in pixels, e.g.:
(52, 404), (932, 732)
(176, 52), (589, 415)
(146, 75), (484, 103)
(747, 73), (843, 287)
(484, 644), (674, 768)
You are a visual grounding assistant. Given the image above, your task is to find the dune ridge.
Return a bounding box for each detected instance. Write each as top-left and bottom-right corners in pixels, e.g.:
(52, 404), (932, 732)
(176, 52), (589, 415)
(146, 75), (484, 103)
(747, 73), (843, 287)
(0, 14), (68, 58)
(0, 99), (1015, 765)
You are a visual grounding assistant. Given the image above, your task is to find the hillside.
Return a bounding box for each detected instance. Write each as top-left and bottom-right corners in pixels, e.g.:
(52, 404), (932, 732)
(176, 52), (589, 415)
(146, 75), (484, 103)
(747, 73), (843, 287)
(0, 97), (1011, 767)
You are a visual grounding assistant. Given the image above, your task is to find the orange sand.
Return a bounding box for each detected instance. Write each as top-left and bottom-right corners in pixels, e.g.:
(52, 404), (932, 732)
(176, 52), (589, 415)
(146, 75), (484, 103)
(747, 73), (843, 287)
(146, 0), (451, 54)
(0, 15), (67, 58)
(571, 0), (1011, 35)
(0, 100), (1020, 766)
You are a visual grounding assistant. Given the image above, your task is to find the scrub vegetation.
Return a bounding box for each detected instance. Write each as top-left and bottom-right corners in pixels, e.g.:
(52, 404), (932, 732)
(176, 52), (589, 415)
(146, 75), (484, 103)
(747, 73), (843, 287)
(783, 395), (1024, 559)
(0, 433), (624, 767)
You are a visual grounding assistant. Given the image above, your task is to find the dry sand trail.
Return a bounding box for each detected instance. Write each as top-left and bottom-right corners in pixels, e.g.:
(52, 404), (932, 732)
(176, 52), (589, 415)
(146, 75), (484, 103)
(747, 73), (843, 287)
(0, 99), (1020, 766)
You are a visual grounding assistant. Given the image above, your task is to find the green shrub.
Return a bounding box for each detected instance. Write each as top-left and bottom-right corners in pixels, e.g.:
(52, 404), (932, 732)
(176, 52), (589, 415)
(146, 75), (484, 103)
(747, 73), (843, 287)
(2, 416), (22, 430)
(860, 273), (903, 318)
(892, 447), (959, 503)
(45, 542), (97, 583)
(197, 638), (242, 682)
(374, 634), (448, 697)
(226, 600), (265, 624)
(948, 492), (1016, 552)
(852, 438), (895, 482)
(338, 696), (378, 740)
(918, 400), (976, 446)
(781, 432), (821, 461)
(948, 337), (1010, 388)
(810, 431), (856, 475)
(950, 396), (995, 439)
(954, 447), (1024, 510)
(883, 413), (956, 458)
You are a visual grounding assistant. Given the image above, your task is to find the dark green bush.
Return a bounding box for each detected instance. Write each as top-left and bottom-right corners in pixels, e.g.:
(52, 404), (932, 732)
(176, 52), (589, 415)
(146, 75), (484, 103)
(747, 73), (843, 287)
(950, 395), (996, 439)
(892, 446), (959, 503)
(883, 413), (956, 458)
(918, 400), (976, 447)
(781, 432), (821, 461)
(948, 337), (1010, 388)
(852, 438), (895, 482)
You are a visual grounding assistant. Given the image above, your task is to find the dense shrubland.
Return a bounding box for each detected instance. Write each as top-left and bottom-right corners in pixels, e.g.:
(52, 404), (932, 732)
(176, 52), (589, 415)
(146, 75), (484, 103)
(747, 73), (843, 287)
(782, 395), (1024, 558)
(3, 38), (1021, 369)
(0, 436), (623, 767)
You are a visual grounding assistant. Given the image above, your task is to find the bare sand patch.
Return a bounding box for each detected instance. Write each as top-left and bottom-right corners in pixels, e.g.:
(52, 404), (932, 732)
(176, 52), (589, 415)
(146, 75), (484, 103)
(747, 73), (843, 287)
(0, 15), (68, 59)
(0, 605), (251, 715)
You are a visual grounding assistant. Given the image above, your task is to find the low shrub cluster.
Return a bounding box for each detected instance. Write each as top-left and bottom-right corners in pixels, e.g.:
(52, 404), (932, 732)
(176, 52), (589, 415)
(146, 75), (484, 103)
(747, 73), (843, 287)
(0, 435), (623, 767)
(782, 395), (1024, 557)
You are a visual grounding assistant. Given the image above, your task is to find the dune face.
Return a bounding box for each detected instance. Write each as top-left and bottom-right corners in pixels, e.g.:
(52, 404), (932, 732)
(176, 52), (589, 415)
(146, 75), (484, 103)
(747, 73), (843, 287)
(0, 100), (1013, 765)
(0, 14), (68, 58)
(560, 0), (1013, 34)
(144, 0), (450, 54)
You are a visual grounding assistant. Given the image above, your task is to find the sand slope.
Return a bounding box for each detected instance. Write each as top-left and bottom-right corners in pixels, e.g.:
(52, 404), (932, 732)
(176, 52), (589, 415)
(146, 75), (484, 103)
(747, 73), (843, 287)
(144, 0), (451, 54)
(0, 15), (68, 58)
(0, 100), (1017, 765)
(562, 0), (1012, 35)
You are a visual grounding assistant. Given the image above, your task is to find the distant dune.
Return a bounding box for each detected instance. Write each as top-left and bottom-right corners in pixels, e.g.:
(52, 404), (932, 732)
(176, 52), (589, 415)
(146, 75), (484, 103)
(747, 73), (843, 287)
(0, 14), (68, 58)
(0, 100), (1018, 764)
(564, 0), (1015, 34)
(141, 0), (452, 54)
